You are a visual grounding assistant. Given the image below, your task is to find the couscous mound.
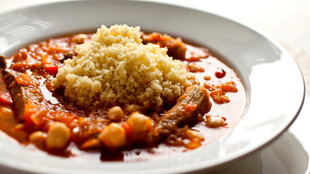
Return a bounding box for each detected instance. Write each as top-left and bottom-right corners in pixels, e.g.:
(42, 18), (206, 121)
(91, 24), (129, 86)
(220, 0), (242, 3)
(52, 25), (196, 109)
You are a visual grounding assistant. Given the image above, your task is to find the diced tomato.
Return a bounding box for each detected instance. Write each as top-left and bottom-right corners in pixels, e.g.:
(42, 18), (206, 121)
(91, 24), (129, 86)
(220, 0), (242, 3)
(220, 81), (238, 92)
(203, 83), (216, 91)
(210, 90), (230, 104)
(215, 69), (226, 78)
(44, 65), (59, 75)
(0, 91), (13, 106)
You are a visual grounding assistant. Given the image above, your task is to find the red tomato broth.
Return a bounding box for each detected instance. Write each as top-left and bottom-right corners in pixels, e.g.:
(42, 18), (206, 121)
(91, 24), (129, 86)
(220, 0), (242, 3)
(0, 32), (246, 161)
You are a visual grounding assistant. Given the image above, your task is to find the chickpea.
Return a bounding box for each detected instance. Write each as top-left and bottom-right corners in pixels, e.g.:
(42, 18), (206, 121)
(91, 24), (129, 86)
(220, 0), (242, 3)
(107, 106), (125, 122)
(206, 116), (226, 128)
(29, 131), (47, 144)
(98, 123), (126, 148)
(127, 112), (152, 134)
(46, 122), (71, 150)
(72, 34), (88, 44)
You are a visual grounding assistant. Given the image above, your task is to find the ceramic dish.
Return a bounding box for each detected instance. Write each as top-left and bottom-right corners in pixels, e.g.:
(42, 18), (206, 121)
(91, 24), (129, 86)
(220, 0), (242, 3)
(0, 1), (305, 173)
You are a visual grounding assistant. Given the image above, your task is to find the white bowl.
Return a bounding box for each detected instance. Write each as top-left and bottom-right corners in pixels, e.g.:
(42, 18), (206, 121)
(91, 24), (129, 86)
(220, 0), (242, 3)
(0, 1), (305, 173)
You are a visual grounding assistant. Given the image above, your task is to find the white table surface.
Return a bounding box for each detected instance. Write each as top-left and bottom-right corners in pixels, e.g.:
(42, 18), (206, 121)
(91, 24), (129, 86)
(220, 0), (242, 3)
(1, 1), (310, 173)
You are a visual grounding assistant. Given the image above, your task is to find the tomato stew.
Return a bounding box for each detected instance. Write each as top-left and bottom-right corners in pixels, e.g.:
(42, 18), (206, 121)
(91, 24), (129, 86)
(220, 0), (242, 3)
(0, 32), (246, 161)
